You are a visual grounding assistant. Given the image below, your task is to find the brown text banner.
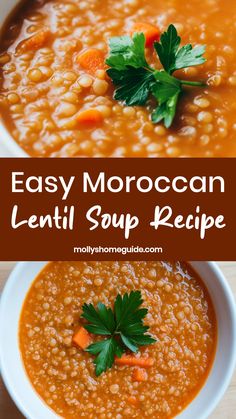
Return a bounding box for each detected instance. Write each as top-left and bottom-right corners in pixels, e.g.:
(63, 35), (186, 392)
(0, 158), (235, 260)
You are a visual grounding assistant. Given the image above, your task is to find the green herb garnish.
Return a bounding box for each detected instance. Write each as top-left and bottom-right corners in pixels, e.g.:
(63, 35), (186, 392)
(106, 24), (206, 128)
(81, 290), (156, 376)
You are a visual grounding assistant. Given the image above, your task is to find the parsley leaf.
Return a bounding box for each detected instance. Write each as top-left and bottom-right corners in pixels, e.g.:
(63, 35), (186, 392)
(120, 333), (155, 352)
(106, 33), (149, 70)
(107, 67), (154, 105)
(87, 338), (124, 377)
(106, 33), (155, 105)
(81, 291), (156, 376)
(81, 302), (115, 335)
(114, 290), (146, 329)
(106, 23), (206, 128)
(151, 71), (181, 127)
(154, 24), (206, 74)
(153, 71), (181, 102)
(151, 93), (180, 127)
(173, 44), (206, 73)
(154, 24), (181, 74)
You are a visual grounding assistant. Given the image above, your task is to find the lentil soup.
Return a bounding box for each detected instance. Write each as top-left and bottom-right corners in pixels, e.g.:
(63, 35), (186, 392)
(19, 261), (217, 418)
(0, 0), (236, 157)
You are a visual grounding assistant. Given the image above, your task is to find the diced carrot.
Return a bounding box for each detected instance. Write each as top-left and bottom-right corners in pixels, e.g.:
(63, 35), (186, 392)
(131, 22), (160, 47)
(72, 326), (91, 349)
(17, 29), (51, 52)
(127, 396), (139, 406)
(77, 48), (105, 74)
(115, 355), (154, 368)
(132, 368), (148, 382)
(77, 109), (103, 125)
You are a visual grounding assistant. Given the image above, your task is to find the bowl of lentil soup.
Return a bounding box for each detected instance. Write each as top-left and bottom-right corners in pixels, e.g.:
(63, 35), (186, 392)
(1, 0), (236, 157)
(0, 262), (236, 419)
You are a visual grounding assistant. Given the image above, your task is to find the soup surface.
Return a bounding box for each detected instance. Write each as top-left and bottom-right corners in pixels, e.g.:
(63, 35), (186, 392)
(19, 261), (217, 418)
(0, 0), (236, 157)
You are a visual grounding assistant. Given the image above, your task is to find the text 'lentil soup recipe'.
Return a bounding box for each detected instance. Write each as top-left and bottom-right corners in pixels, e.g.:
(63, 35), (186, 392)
(0, 0), (236, 157)
(19, 261), (217, 418)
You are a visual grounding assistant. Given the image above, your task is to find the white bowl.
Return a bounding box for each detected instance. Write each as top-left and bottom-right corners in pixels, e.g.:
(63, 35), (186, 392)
(0, 262), (236, 419)
(0, 0), (27, 157)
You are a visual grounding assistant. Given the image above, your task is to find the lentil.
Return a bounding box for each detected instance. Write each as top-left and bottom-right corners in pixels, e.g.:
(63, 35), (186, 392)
(92, 79), (109, 95)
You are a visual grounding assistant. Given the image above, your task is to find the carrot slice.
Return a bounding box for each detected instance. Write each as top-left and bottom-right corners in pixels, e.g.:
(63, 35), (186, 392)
(72, 326), (91, 349)
(77, 109), (103, 125)
(132, 368), (148, 382)
(127, 396), (139, 406)
(131, 22), (160, 47)
(77, 48), (105, 74)
(18, 29), (51, 52)
(115, 355), (154, 368)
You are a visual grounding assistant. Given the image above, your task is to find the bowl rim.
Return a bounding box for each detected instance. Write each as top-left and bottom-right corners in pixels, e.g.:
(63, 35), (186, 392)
(0, 261), (236, 419)
(0, 123), (27, 157)
(190, 261), (236, 418)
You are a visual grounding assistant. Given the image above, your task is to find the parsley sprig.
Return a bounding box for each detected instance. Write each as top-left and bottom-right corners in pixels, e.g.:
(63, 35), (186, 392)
(81, 291), (156, 376)
(106, 24), (206, 128)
